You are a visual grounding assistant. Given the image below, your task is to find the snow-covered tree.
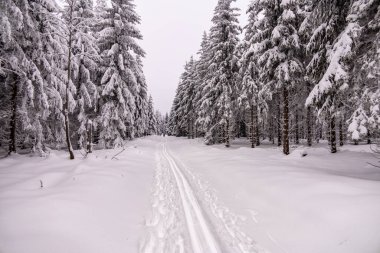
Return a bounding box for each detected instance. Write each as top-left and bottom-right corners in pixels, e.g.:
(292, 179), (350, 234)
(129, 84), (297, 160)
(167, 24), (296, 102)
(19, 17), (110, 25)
(306, 0), (380, 151)
(193, 32), (211, 137)
(347, 2), (380, 144)
(64, 0), (100, 153)
(0, 0), (153, 155)
(199, 0), (241, 146)
(304, 0), (352, 153)
(96, 0), (145, 148)
(133, 55), (150, 138)
(239, 2), (269, 148)
(147, 95), (157, 135)
(250, 0), (304, 155)
(0, 0), (66, 156)
(248, 0), (284, 148)
(179, 57), (198, 139)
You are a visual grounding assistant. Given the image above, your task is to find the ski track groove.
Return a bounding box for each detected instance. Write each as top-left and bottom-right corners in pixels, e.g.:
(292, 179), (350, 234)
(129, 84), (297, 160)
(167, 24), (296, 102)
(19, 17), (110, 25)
(162, 144), (222, 253)
(171, 151), (270, 253)
(140, 141), (270, 253)
(140, 149), (185, 253)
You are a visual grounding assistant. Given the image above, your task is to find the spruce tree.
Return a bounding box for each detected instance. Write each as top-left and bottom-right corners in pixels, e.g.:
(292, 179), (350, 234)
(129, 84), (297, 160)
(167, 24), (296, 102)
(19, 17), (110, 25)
(200, 0), (240, 146)
(1, 0), (65, 156)
(96, 0), (144, 148)
(193, 32), (210, 137)
(251, 0), (304, 155)
(147, 95), (157, 135)
(64, 0), (100, 152)
(304, 0), (351, 153)
(133, 56), (149, 138)
(347, 2), (380, 144)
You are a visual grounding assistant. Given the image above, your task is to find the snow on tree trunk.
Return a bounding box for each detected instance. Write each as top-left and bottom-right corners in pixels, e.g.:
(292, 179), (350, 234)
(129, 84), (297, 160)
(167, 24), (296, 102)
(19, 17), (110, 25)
(86, 120), (93, 154)
(8, 76), (17, 155)
(225, 118), (230, 148)
(65, 22), (75, 160)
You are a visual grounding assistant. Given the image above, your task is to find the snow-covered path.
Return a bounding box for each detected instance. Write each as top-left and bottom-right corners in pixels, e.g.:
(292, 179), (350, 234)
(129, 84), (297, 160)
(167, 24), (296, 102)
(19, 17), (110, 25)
(141, 137), (380, 253)
(163, 143), (222, 253)
(1, 136), (380, 253)
(140, 142), (223, 253)
(140, 140), (267, 253)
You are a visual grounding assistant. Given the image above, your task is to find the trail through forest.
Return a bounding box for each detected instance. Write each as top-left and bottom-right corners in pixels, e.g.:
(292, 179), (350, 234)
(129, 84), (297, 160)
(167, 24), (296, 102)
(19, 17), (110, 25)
(140, 140), (270, 253)
(1, 137), (380, 253)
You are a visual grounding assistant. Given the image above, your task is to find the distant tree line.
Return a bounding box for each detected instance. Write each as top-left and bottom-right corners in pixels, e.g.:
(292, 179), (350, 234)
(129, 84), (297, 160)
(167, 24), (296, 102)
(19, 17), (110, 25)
(168, 0), (380, 154)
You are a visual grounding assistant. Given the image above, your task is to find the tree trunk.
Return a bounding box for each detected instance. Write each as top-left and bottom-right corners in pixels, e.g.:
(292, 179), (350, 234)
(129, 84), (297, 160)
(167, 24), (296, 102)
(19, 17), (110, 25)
(269, 116), (273, 144)
(277, 97), (282, 147)
(191, 119), (193, 139)
(295, 110), (300, 145)
(65, 12), (75, 160)
(8, 79), (18, 155)
(367, 130), (371, 144)
(327, 114), (331, 145)
(255, 104), (260, 146)
(225, 118), (230, 148)
(339, 119), (344, 146)
(307, 106), (312, 147)
(87, 120), (93, 153)
(318, 124), (322, 143)
(250, 105), (255, 148)
(283, 87), (290, 155)
(330, 115), (337, 153)
(188, 119), (191, 139)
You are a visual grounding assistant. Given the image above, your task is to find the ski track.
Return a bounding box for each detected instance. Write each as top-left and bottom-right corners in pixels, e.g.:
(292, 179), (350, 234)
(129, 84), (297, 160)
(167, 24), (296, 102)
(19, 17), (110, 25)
(139, 149), (186, 253)
(171, 149), (269, 253)
(163, 144), (221, 253)
(140, 141), (270, 253)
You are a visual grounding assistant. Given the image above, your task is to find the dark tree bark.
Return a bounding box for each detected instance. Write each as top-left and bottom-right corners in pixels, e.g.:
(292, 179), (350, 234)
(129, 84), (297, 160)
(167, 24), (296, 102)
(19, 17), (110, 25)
(277, 96), (282, 147)
(255, 104), (260, 146)
(65, 3), (75, 160)
(269, 115), (274, 144)
(192, 118), (195, 139)
(295, 110), (300, 145)
(250, 105), (255, 148)
(8, 78), (18, 155)
(76, 65), (83, 150)
(86, 120), (93, 153)
(367, 130), (371, 144)
(339, 119), (344, 146)
(330, 115), (337, 153)
(225, 118), (230, 148)
(307, 105), (312, 147)
(188, 118), (191, 139)
(283, 87), (290, 155)
(318, 124), (322, 143)
(327, 114), (331, 146)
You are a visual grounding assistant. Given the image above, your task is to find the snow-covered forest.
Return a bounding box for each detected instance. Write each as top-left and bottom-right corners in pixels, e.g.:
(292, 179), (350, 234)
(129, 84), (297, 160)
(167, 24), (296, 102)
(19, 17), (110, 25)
(169, 0), (380, 155)
(0, 0), (159, 159)
(1, 1), (380, 253)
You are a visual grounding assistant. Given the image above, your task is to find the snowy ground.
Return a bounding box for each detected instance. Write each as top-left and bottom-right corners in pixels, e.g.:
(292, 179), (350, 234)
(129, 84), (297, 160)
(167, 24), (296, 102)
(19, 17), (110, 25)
(1, 136), (380, 253)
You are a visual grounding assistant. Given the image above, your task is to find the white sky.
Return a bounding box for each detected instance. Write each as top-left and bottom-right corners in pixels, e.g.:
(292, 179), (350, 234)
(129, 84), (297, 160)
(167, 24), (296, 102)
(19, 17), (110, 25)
(136, 0), (251, 114)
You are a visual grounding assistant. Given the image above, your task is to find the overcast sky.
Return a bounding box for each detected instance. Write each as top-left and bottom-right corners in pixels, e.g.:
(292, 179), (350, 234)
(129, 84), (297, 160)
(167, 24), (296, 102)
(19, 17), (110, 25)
(136, 0), (251, 114)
